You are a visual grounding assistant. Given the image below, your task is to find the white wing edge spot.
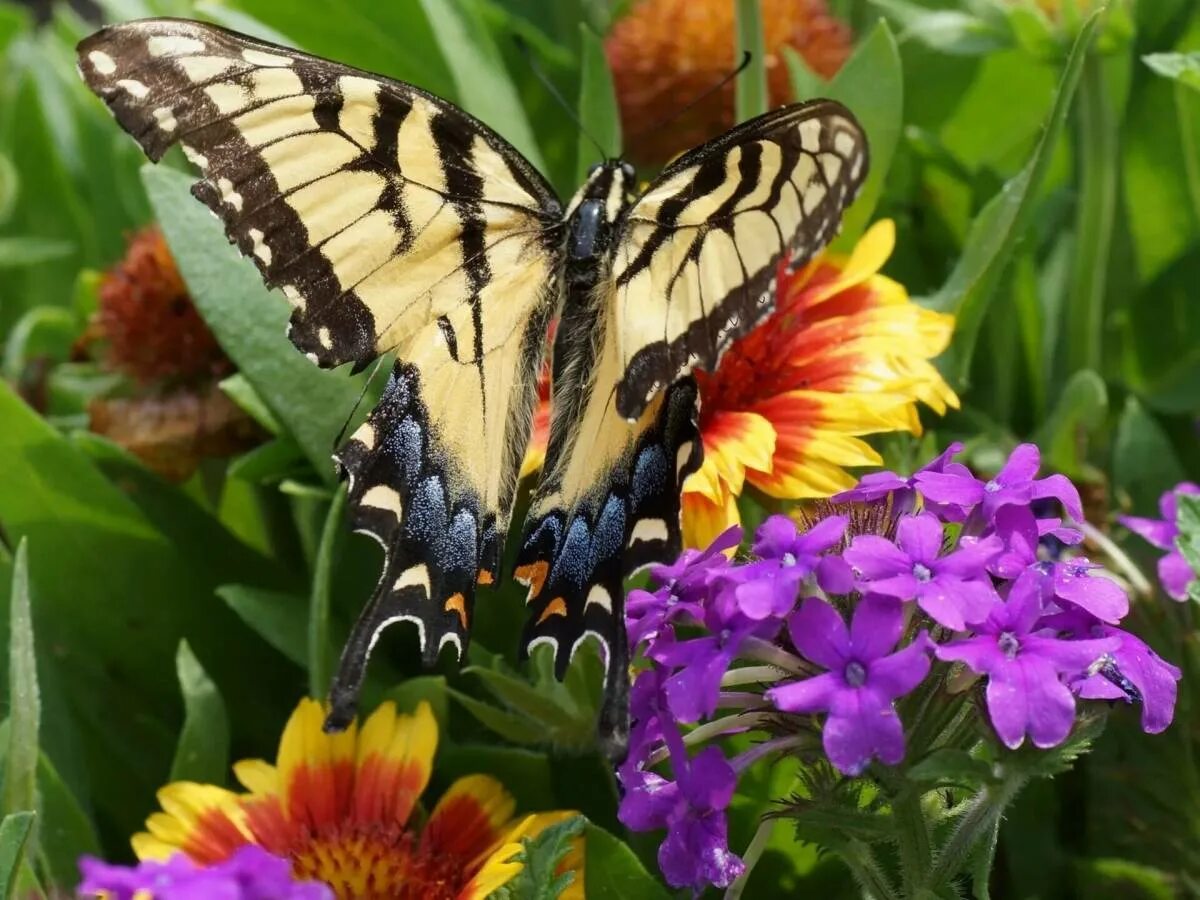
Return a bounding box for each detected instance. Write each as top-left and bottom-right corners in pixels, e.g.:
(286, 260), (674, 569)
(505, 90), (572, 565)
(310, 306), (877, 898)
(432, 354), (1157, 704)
(182, 145), (209, 169)
(152, 107), (177, 132)
(242, 48), (294, 67)
(351, 422), (376, 450)
(527, 635), (559, 657)
(87, 50), (116, 75)
(438, 633), (463, 658)
(217, 177), (243, 211)
(585, 585), (613, 614)
(282, 284), (305, 311)
(116, 79), (149, 98)
(248, 228), (272, 265)
(360, 484), (402, 517)
(570, 630), (609, 665)
(148, 35), (205, 57)
(393, 563), (431, 594)
(368, 614), (426, 655)
(628, 518), (669, 547)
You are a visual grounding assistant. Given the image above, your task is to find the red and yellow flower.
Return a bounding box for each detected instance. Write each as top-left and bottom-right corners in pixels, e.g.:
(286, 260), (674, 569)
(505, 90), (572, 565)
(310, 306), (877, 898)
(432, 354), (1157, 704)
(132, 699), (583, 900)
(682, 220), (957, 547)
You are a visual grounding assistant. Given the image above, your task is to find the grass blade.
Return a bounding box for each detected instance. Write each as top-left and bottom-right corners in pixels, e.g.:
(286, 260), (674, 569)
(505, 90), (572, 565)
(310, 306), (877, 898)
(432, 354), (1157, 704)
(576, 24), (621, 183)
(169, 641), (230, 784)
(735, 0), (768, 121)
(0, 812), (34, 900)
(4, 540), (39, 818)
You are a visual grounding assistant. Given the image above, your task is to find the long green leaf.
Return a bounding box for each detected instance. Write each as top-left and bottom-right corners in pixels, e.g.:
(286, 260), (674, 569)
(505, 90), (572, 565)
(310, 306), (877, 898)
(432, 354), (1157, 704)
(418, 0), (546, 173)
(32, 752), (100, 890)
(584, 823), (672, 900)
(4, 541), (38, 818)
(0, 238), (72, 269)
(921, 13), (1100, 388)
(575, 24), (621, 184)
(169, 641), (230, 784)
(1144, 51), (1200, 93)
(217, 584), (309, 668)
(142, 165), (361, 477)
(797, 20), (903, 247)
(0, 812), (34, 900)
(309, 487), (347, 696)
(735, 0), (768, 122)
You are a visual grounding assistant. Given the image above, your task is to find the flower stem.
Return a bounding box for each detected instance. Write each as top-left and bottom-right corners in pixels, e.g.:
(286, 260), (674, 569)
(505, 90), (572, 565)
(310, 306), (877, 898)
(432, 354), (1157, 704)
(893, 789), (932, 893)
(1079, 519), (1153, 599)
(838, 839), (901, 900)
(740, 637), (808, 674)
(721, 665), (788, 687)
(724, 818), (776, 900)
(646, 712), (776, 766)
(922, 772), (1028, 892)
(732, 734), (807, 771)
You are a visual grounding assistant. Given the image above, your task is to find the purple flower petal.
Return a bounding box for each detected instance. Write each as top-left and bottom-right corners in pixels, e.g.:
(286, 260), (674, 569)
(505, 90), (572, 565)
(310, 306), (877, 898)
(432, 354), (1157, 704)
(824, 688), (907, 774)
(1052, 562), (1129, 623)
(937, 535), (1004, 579)
(913, 470), (985, 508)
(1159, 551), (1197, 601)
(766, 670), (840, 713)
(913, 581), (968, 631)
(896, 514), (944, 563)
(844, 535), (914, 579)
(1118, 514), (1176, 551)
(866, 634), (932, 700)
(752, 515), (799, 558)
(1032, 473), (1084, 523)
(816, 555), (855, 594)
(985, 654), (1076, 749)
(788, 598), (850, 669)
(1022, 634), (1118, 678)
(1161, 482), (1200, 522)
(935, 634), (1003, 676)
(849, 595), (904, 661)
(997, 443), (1042, 485)
(868, 573), (923, 601)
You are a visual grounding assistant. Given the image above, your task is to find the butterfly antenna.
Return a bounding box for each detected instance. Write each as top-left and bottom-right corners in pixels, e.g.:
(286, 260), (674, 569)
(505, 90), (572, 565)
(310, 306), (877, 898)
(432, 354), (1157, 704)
(513, 35), (609, 162)
(626, 51), (753, 154)
(333, 357), (388, 449)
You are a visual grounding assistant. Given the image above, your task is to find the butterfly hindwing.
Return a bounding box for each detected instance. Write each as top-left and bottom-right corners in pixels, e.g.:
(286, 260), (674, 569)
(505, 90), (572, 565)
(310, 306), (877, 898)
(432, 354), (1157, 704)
(78, 19), (564, 725)
(611, 101), (868, 419)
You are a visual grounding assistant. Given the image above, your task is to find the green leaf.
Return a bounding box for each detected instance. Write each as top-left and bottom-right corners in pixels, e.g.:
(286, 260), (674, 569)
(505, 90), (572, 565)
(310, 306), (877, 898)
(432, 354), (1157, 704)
(2, 306), (78, 382)
(735, 0), (768, 122)
(418, 0), (546, 173)
(33, 752), (100, 889)
(142, 165), (360, 477)
(1176, 495), (1200, 585)
(0, 152), (17, 224)
(907, 749), (995, 789)
(227, 437), (307, 484)
(219, 374), (283, 435)
(385, 676), (449, 730)
(0, 238), (71, 269)
(868, 0), (1009, 55)
(1075, 858), (1176, 900)
(1143, 51), (1200, 93)
(169, 641), (230, 784)
(815, 20), (903, 247)
(1030, 369), (1107, 479)
(490, 815), (584, 900)
(447, 687), (548, 744)
(0, 812), (34, 900)
(217, 584), (309, 668)
(583, 823), (672, 900)
(309, 488), (346, 696)
(4, 540), (38, 818)
(921, 13), (1100, 388)
(434, 745), (558, 812)
(575, 24), (621, 184)
(1112, 397), (1186, 513)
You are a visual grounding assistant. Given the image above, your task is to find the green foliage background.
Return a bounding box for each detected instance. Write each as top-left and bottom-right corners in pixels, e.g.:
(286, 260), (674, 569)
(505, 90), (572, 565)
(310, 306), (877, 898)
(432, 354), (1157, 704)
(0, 0), (1197, 897)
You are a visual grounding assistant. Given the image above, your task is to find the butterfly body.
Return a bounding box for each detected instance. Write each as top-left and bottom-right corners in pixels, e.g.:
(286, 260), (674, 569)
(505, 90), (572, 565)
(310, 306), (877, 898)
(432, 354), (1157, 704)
(77, 19), (868, 751)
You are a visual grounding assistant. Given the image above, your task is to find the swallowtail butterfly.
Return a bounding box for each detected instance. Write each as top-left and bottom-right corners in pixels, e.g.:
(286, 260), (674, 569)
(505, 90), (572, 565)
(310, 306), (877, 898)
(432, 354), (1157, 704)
(78, 18), (868, 754)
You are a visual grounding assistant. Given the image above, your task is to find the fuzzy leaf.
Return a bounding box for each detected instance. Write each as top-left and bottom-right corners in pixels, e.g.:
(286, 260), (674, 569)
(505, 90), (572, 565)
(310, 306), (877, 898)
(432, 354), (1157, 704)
(908, 749), (996, 788)
(583, 823), (672, 900)
(3, 540), (38, 820)
(1144, 52), (1200, 93)
(0, 812), (34, 900)
(489, 815), (584, 900)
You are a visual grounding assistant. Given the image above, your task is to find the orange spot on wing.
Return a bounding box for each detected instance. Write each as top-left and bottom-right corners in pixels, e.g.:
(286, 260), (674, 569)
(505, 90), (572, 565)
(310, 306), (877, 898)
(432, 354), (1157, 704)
(476, 569), (494, 585)
(536, 597), (567, 625)
(513, 560), (549, 599)
(444, 592), (468, 628)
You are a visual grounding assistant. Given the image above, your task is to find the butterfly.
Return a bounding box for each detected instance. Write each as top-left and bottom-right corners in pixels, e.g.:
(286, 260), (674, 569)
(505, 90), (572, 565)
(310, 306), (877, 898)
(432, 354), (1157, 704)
(78, 18), (868, 753)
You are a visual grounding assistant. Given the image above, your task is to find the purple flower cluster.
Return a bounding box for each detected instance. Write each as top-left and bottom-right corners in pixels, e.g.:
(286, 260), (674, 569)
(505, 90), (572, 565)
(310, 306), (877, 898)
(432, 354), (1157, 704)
(617, 443), (1181, 893)
(1119, 482), (1200, 600)
(78, 846), (332, 900)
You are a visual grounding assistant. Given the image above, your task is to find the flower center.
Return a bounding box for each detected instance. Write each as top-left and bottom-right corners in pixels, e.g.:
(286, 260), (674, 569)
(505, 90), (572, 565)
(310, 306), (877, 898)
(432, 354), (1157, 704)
(997, 631), (1020, 659)
(288, 822), (466, 900)
(781, 552), (797, 568)
(912, 563), (932, 583)
(984, 479), (1001, 494)
(843, 660), (867, 687)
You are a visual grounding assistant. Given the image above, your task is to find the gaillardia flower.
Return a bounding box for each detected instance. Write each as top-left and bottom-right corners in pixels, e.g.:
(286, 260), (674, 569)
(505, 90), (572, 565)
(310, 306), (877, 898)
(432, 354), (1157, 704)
(130, 699), (583, 900)
(606, 0), (852, 164)
(682, 220), (958, 548)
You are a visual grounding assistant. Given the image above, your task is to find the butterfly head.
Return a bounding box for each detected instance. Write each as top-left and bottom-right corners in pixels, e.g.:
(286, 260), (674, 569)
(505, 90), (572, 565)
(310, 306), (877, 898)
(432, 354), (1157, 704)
(566, 160), (636, 267)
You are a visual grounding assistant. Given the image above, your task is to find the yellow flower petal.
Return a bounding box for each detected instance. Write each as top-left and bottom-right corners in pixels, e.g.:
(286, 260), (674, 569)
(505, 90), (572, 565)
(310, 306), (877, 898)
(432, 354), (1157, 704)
(808, 219), (895, 305)
(232, 759), (279, 796)
(681, 486), (741, 550)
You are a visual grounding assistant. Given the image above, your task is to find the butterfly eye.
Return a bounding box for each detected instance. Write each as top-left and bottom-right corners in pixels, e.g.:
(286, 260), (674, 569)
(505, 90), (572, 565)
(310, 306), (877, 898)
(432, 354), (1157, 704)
(621, 162), (636, 180)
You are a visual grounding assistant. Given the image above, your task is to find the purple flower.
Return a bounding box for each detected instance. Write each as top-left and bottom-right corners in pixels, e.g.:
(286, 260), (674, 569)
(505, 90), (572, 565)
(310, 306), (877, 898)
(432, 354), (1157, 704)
(935, 572), (1117, 749)
(767, 597), (931, 775)
(833, 442), (971, 519)
(619, 725), (744, 890)
(627, 525), (742, 646)
(730, 515), (852, 619)
(1119, 482), (1200, 601)
(648, 589), (768, 723)
(1073, 625), (1182, 734)
(1044, 559), (1128, 624)
(78, 846), (332, 900)
(916, 443), (1084, 523)
(843, 513), (1001, 630)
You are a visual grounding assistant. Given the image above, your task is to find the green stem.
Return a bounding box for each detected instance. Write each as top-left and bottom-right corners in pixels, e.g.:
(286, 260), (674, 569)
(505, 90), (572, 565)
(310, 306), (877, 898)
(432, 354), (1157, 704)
(308, 486), (347, 697)
(893, 789), (932, 893)
(1175, 81), (1200, 230)
(725, 818), (775, 900)
(734, 0), (768, 122)
(923, 773), (1028, 891)
(1064, 50), (1118, 377)
(839, 839), (900, 900)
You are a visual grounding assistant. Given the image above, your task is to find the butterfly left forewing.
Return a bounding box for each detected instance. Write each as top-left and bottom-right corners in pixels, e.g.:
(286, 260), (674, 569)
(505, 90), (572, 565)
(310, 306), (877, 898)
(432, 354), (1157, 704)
(611, 100), (868, 419)
(78, 18), (564, 726)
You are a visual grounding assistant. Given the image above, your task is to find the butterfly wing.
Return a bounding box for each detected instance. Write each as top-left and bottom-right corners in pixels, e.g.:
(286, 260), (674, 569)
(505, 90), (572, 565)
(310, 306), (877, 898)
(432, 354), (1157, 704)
(611, 100), (868, 419)
(78, 19), (563, 724)
(516, 101), (868, 752)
